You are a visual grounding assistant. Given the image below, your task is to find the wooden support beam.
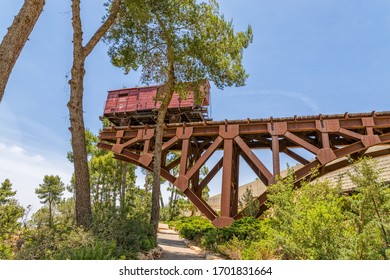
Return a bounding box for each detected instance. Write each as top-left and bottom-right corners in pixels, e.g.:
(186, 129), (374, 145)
(220, 139), (233, 218)
(98, 111), (390, 227)
(199, 157), (223, 191)
(338, 128), (363, 141)
(179, 139), (190, 176)
(182, 188), (218, 221)
(176, 138), (190, 192)
(190, 149), (202, 197)
(283, 147), (310, 165)
(165, 155), (181, 171)
(321, 132), (330, 149)
(294, 160), (321, 183)
(185, 136), (223, 180)
(284, 131), (320, 155)
(161, 136), (179, 152)
(235, 135), (273, 185)
(231, 146), (240, 216)
(272, 135), (280, 177)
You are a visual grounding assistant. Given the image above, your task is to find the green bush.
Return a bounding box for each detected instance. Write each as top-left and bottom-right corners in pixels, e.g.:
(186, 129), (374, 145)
(91, 212), (156, 258)
(16, 226), (93, 260)
(200, 217), (262, 251)
(217, 236), (246, 260)
(0, 235), (13, 260)
(170, 216), (214, 241)
(242, 238), (279, 260)
(55, 240), (118, 260)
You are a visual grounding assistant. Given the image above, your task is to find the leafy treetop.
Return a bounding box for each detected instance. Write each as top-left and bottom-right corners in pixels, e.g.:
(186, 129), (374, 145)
(105, 0), (253, 97)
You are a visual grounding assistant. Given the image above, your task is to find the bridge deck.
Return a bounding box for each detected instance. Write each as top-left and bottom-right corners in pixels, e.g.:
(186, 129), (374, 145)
(99, 111), (390, 227)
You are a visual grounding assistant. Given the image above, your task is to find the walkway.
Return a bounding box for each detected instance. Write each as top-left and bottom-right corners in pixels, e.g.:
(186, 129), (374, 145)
(157, 224), (204, 260)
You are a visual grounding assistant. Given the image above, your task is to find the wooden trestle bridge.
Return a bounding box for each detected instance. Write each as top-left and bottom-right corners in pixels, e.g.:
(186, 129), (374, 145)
(98, 111), (390, 227)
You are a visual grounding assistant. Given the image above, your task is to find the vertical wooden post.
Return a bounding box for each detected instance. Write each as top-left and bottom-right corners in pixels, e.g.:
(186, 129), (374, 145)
(178, 138), (190, 190)
(212, 138), (235, 227)
(272, 135), (280, 177)
(231, 145), (240, 216)
(220, 139), (233, 218)
(321, 132), (330, 148)
(191, 144), (202, 197)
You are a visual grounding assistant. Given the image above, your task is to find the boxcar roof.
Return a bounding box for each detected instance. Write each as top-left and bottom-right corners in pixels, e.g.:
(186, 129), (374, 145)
(107, 80), (210, 93)
(107, 84), (161, 93)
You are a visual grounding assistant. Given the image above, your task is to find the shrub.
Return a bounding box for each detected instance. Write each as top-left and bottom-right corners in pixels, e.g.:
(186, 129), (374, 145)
(91, 212), (156, 258)
(55, 240), (117, 260)
(242, 238), (279, 260)
(200, 217), (262, 251)
(170, 216), (214, 241)
(16, 226), (93, 260)
(0, 235), (13, 259)
(217, 236), (246, 259)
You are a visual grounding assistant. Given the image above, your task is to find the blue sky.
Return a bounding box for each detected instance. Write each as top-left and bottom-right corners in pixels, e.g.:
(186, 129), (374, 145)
(1, 0), (390, 212)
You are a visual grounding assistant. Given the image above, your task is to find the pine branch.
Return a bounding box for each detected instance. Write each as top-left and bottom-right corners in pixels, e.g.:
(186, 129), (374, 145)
(83, 0), (122, 58)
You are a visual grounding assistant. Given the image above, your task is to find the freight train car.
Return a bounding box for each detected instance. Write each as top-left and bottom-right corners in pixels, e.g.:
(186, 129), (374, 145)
(103, 81), (211, 126)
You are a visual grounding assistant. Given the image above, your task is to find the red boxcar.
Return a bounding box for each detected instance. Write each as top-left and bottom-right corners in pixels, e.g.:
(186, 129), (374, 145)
(103, 80), (211, 126)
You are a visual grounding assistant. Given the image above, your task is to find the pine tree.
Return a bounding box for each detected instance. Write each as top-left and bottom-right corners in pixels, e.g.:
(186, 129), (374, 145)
(345, 158), (390, 259)
(105, 0), (252, 235)
(35, 175), (65, 228)
(0, 179), (16, 205)
(68, 0), (122, 228)
(0, 179), (24, 259)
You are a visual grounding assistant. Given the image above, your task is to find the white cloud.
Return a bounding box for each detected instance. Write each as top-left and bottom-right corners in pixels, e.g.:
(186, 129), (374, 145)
(31, 155), (45, 163)
(0, 140), (73, 214)
(9, 145), (25, 155)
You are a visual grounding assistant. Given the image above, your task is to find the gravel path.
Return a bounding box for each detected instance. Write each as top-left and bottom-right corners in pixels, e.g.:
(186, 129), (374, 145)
(157, 224), (204, 260)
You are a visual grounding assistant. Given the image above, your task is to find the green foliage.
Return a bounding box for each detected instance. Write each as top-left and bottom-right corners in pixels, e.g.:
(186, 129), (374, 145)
(17, 207), (156, 260)
(16, 226), (91, 260)
(343, 157), (390, 259)
(61, 128), (155, 260)
(35, 175), (65, 228)
(242, 234), (279, 260)
(106, 0), (252, 237)
(35, 175), (65, 205)
(0, 179), (24, 234)
(91, 211), (156, 258)
(238, 187), (260, 217)
(55, 240), (118, 260)
(0, 235), (13, 260)
(0, 178), (16, 204)
(0, 179), (24, 259)
(106, 0), (253, 91)
(262, 172), (352, 260)
(216, 236), (246, 260)
(169, 216), (213, 241)
(200, 217), (262, 251)
(171, 158), (389, 260)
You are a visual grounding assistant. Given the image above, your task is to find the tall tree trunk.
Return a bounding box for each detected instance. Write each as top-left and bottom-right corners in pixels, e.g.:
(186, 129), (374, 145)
(48, 201), (52, 229)
(68, 0), (122, 228)
(168, 184), (175, 219)
(112, 165), (119, 209)
(150, 57), (175, 235)
(144, 171), (150, 193)
(95, 169), (102, 205)
(120, 162), (128, 212)
(68, 24), (92, 226)
(0, 0), (45, 102)
(159, 194), (164, 209)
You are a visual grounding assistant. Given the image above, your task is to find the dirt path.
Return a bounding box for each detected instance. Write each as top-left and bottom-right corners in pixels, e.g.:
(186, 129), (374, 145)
(157, 224), (204, 260)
